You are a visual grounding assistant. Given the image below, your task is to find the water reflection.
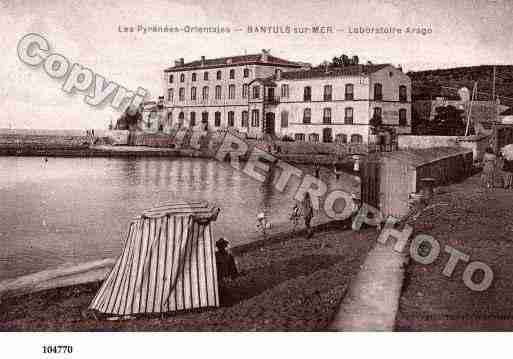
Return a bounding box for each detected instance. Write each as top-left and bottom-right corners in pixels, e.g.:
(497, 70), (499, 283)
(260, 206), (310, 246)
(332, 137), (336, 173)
(0, 156), (359, 281)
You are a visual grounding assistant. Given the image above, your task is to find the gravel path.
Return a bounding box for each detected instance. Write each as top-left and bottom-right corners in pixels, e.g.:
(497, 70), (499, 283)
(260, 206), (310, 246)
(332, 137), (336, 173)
(331, 239), (408, 331)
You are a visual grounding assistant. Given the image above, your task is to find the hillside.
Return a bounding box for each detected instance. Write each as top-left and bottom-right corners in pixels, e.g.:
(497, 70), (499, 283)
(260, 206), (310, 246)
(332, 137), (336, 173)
(408, 65), (513, 107)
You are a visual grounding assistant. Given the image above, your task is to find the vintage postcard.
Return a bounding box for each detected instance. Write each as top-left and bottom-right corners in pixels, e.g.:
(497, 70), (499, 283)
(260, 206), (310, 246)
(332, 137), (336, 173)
(1, 0), (512, 356)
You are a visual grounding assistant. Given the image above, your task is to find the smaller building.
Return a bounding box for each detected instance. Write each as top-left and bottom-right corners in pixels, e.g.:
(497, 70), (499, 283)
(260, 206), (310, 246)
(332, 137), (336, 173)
(361, 147), (473, 219)
(139, 97), (173, 134)
(500, 107), (513, 124)
(246, 63), (412, 144)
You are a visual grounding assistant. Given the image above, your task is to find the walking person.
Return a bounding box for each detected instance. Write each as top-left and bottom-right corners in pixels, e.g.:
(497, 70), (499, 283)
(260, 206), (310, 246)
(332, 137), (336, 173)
(501, 152), (513, 189)
(289, 202), (302, 231)
(333, 161), (342, 180)
(301, 192), (314, 238)
(482, 147), (497, 189)
(496, 153), (506, 188)
(314, 164), (321, 179)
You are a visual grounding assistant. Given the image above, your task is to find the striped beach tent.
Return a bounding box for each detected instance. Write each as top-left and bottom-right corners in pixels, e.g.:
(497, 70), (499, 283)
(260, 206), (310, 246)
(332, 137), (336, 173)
(89, 201), (221, 315)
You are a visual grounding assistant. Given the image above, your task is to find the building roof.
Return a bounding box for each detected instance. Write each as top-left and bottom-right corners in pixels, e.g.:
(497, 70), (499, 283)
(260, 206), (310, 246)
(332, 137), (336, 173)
(372, 147), (472, 168)
(273, 64), (391, 81)
(248, 78), (277, 87)
(500, 107), (513, 116)
(140, 201), (219, 219)
(164, 53), (302, 72)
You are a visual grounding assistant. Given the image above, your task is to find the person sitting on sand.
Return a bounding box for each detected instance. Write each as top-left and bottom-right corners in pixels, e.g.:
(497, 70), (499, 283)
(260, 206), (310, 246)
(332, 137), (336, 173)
(215, 238), (238, 282)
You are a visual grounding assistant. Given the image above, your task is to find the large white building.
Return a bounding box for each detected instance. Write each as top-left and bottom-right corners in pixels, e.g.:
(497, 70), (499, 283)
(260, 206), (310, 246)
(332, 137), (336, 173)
(163, 50), (412, 143)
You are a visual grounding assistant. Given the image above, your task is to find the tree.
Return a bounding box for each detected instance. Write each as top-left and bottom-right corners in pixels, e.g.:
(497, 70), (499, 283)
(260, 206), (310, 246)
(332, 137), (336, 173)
(429, 105), (466, 136)
(115, 105), (143, 131)
(330, 54), (360, 67)
(411, 107), (430, 134)
(369, 113), (383, 134)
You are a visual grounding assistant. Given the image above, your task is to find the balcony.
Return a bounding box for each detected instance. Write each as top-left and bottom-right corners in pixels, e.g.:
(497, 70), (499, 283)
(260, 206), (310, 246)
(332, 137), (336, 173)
(263, 96), (280, 105)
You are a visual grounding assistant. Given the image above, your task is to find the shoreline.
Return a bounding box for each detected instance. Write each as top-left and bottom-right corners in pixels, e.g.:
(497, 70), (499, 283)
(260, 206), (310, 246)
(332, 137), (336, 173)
(0, 218), (353, 300)
(0, 145), (203, 158)
(0, 219), (374, 331)
(0, 144), (359, 169)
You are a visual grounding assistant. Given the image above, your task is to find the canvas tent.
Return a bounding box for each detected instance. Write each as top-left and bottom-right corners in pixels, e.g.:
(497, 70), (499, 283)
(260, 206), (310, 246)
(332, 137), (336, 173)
(89, 201), (221, 315)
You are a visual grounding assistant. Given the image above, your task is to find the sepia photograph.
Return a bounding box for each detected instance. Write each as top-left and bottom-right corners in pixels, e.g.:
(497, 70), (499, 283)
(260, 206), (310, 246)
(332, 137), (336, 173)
(1, 0), (512, 356)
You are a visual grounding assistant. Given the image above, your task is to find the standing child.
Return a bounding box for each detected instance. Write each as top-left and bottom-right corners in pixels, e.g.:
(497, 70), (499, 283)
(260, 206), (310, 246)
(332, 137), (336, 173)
(289, 202), (302, 230)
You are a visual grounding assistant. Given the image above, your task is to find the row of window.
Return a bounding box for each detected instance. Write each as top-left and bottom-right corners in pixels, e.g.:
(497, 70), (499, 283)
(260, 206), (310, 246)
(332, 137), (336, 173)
(291, 84), (407, 102)
(169, 68), (251, 84)
(169, 84), (250, 101)
(293, 133), (364, 144)
(168, 83), (408, 103)
(173, 110), (262, 128)
(169, 107), (408, 128)
(298, 107), (407, 126)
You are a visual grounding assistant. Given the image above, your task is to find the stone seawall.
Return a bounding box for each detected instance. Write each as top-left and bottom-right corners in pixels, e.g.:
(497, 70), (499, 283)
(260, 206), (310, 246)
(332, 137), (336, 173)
(131, 133), (176, 147)
(0, 133), (90, 149)
(0, 129), (131, 149)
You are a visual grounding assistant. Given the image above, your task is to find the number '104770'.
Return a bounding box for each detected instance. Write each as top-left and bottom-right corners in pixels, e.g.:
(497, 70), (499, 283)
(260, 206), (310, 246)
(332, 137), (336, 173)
(42, 345), (73, 354)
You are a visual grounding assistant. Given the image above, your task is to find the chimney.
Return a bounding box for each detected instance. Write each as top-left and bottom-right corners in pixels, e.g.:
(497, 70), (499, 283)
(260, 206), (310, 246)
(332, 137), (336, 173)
(174, 58), (184, 67)
(201, 56), (206, 66)
(261, 49), (269, 62)
(323, 61), (329, 73)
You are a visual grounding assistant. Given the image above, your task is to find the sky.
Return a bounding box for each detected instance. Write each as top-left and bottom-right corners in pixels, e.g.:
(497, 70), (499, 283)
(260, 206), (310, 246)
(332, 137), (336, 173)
(1, 0), (512, 129)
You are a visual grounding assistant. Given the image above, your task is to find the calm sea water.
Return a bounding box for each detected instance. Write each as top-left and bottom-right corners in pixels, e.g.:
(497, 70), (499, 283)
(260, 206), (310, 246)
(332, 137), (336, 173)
(0, 156), (359, 281)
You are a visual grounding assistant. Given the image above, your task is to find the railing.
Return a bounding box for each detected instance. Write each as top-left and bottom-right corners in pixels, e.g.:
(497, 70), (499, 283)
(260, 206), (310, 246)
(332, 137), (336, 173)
(263, 96), (280, 105)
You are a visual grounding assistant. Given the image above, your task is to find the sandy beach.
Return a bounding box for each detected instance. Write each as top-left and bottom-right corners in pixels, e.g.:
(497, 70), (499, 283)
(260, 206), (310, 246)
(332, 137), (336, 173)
(0, 223), (375, 331)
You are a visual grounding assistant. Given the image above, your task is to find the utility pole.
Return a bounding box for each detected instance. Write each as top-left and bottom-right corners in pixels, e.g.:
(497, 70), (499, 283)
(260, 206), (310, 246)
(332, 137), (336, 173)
(465, 82), (477, 136)
(492, 66), (498, 153)
(492, 65), (496, 107)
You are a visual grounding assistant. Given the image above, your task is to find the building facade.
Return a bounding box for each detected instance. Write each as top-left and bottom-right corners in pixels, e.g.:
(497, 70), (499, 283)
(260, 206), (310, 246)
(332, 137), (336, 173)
(163, 51), (412, 143)
(140, 97), (171, 133)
